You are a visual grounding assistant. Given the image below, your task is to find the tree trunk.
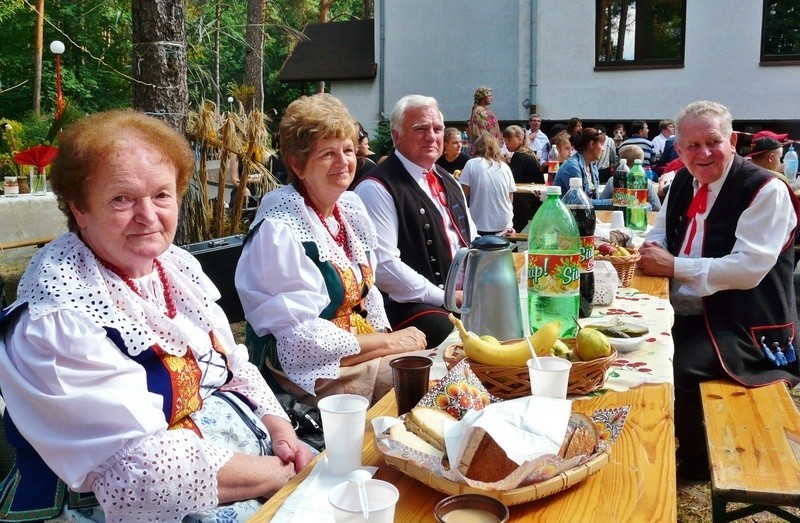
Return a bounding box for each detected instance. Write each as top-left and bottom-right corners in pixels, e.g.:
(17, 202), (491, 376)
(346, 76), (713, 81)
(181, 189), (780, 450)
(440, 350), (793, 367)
(244, 0), (265, 112)
(32, 0), (44, 115)
(131, 0), (188, 133)
(214, 0), (221, 109)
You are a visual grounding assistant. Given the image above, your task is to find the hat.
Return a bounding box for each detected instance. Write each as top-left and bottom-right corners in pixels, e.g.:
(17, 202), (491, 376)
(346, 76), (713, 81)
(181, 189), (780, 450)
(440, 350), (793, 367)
(747, 136), (783, 157)
(752, 130), (789, 142)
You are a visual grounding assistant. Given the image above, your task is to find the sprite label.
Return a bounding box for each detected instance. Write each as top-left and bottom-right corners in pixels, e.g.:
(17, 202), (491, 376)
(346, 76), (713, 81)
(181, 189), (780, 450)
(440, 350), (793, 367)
(579, 235), (595, 273)
(528, 252), (581, 294)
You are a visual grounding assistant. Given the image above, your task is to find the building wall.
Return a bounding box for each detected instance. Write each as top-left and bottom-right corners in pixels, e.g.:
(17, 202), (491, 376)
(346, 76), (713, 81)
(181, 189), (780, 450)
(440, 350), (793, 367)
(335, 0), (800, 135)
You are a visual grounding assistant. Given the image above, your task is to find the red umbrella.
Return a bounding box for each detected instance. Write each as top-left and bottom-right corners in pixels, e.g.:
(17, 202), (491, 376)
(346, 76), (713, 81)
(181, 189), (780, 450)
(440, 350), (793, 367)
(13, 144), (58, 174)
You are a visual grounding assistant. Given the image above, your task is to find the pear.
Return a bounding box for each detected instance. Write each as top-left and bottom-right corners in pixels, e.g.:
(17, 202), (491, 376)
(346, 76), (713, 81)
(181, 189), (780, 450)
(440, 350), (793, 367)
(575, 327), (612, 361)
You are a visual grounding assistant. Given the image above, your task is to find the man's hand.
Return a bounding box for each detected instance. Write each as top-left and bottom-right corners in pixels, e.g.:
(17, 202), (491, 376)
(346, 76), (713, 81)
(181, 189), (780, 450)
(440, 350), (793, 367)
(637, 241), (675, 278)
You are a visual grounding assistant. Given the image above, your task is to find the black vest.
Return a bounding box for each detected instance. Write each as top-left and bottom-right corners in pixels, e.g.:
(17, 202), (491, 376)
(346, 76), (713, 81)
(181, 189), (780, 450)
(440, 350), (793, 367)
(666, 155), (800, 386)
(358, 153), (472, 290)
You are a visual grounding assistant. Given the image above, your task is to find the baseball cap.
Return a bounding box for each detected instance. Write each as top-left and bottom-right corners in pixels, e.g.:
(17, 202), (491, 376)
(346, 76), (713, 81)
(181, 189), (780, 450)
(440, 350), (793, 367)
(752, 130), (789, 142)
(747, 136), (783, 157)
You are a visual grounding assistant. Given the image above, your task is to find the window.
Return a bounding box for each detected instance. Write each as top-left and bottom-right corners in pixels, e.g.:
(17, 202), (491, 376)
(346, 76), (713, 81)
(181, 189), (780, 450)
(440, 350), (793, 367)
(761, 0), (800, 63)
(596, 0), (685, 69)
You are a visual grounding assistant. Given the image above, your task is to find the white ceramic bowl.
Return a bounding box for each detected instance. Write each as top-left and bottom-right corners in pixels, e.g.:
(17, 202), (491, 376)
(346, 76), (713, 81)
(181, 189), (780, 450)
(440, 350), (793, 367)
(607, 334), (647, 353)
(579, 319), (649, 353)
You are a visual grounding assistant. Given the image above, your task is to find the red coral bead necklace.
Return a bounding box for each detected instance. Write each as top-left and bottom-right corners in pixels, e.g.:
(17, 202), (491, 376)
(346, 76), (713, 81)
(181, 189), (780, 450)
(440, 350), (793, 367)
(298, 183), (352, 260)
(95, 256), (177, 319)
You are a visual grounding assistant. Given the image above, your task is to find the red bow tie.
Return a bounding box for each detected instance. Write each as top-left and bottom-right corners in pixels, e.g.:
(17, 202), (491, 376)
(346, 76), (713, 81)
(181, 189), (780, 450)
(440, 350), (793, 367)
(424, 169), (447, 206)
(684, 183), (709, 254)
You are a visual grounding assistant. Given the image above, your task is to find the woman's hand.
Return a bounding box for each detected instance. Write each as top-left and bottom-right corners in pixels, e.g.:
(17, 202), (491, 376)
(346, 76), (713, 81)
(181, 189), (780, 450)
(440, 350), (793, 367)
(263, 414), (315, 473)
(344, 327), (428, 365)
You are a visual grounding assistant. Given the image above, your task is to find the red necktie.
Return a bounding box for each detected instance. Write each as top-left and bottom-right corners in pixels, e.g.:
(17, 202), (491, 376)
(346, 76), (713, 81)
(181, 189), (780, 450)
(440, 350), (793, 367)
(683, 183), (709, 254)
(424, 170), (447, 206)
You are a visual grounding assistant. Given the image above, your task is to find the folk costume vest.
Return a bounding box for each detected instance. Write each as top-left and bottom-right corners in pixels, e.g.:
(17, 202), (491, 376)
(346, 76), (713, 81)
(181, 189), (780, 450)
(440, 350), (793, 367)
(665, 155), (800, 387)
(359, 153), (471, 291)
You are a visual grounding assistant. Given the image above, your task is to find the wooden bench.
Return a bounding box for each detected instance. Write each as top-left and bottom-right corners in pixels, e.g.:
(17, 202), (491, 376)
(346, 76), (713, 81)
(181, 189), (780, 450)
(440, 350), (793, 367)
(0, 235), (56, 251)
(700, 379), (800, 522)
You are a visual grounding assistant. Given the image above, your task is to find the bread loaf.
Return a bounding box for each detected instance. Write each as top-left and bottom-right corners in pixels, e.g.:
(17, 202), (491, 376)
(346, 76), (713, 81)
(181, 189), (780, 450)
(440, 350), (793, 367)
(458, 412), (599, 483)
(456, 427), (519, 483)
(557, 412), (598, 460)
(388, 423), (444, 458)
(403, 407), (457, 452)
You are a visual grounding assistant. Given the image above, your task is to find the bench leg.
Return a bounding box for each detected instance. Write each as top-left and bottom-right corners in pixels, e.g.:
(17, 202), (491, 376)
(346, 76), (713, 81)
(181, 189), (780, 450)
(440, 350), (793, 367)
(713, 494), (800, 523)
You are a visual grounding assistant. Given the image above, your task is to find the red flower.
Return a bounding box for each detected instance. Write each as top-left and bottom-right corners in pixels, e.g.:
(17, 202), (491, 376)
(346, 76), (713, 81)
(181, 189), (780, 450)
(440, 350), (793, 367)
(13, 145), (58, 174)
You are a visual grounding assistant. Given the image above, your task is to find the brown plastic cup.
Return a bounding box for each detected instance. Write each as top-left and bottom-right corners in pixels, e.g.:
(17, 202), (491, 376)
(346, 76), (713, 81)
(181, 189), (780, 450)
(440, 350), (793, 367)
(389, 356), (433, 415)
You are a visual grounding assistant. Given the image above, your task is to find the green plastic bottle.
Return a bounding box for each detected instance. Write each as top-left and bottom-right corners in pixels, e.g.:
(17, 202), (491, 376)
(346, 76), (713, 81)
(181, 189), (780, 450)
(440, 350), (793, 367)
(626, 159), (648, 232)
(527, 185), (581, 338)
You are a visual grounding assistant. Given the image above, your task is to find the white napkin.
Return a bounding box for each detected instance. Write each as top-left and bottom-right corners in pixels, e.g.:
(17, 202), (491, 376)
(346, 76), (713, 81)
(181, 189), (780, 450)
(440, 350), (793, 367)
(445, 396), (571, 468)
(269, 458), (379, 523)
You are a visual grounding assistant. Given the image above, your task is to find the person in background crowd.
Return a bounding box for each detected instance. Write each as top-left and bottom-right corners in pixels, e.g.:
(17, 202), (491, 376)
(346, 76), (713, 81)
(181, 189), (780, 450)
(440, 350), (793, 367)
(355, 94), (477, 349)
(553, 128), (611, 209)
(0, 109), (313, 521)
(467, 86), (503, 149)
(638, 100), (800, 480)
(503, 125), (544, 184)
(237, 94), (427, 407)
(349, 126), (378, 188)
(612, 123), (627, 148)
(526, 113), (550, 163)
(549, 130), (573, 166)
(567, 117), (583, 136)
(459, 134), (516, 236)
(651, 119), (676, 160)
(747, 130), (789, 175)
(599, 144), (661, 211)
(594, 123), (618, 184)
(436, 127), (470, 176)
(619, 120), (656, 167)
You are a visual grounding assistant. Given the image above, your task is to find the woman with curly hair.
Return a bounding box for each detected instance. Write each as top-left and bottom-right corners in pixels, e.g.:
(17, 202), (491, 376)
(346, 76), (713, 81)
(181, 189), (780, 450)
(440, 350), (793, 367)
(467, 86), (503, 150)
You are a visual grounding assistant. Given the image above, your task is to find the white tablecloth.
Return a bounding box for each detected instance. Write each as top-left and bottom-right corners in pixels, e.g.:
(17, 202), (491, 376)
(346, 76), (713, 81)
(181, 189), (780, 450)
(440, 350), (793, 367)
(0, 193), (66, 246)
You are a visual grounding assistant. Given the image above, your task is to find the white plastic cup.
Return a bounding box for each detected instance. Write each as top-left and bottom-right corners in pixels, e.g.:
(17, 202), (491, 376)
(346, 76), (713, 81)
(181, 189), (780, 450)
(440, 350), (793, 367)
(527, 357), (573, 399)
(329, 478), (399, 522)
(318, 394), (370, 476)
(611, 210), (625, 230)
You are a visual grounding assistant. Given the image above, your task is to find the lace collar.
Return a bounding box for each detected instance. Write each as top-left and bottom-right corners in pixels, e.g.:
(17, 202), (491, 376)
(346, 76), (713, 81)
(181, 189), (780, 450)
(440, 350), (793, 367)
(16, 233), (222, 357)
(250, 185), (377, 268)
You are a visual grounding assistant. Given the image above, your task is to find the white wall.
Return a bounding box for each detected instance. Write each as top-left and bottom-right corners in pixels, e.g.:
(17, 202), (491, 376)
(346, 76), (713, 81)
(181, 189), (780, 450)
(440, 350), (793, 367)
(534, 0), (800, 121)
(336, 0), (800, 132)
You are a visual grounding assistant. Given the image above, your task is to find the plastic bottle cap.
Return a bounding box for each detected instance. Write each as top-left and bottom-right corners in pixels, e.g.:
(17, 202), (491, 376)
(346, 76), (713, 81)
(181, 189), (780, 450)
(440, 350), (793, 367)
(546, 185), (562, 196)
(569, 177), (582, 188)
(634, 159), (643, 164)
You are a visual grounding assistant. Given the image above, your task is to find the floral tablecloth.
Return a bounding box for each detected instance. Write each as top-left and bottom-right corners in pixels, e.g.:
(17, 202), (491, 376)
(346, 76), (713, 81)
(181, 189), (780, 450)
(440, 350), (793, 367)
(427, 286), (675, 395)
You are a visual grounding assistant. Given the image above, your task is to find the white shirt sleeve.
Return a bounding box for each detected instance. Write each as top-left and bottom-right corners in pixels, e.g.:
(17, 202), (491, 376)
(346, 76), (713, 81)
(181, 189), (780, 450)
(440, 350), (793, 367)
(235, 218), (363, 393)
(671, 177), (796, 295)
(354, 179), (447, 306)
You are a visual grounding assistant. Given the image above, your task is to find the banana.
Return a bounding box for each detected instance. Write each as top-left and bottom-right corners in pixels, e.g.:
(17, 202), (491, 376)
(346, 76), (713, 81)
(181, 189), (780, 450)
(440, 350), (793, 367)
(448, 315), (560, 366)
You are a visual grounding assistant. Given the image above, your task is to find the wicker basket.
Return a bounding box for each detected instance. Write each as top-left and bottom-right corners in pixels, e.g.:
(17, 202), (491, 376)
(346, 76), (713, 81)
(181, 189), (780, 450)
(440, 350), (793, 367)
(382, 447), (609, 506)
(443, 339), (617, 399)
(595, 247), (640, 287)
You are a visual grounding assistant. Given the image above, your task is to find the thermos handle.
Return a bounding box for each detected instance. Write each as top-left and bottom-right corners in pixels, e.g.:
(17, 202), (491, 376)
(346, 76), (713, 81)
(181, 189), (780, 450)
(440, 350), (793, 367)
(444, 247), (472, 314)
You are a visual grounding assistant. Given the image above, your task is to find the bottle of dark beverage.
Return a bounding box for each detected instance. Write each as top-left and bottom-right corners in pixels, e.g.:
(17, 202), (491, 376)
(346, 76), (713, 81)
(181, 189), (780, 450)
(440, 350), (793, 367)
(562, 177), (595, 318)
(612, 158), (629, 216)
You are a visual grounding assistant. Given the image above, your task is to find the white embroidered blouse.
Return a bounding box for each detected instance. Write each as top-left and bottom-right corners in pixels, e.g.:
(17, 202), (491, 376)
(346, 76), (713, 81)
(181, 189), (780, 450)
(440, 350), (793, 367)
(235, 185), (390, 395)
(0, 233), (287, 520)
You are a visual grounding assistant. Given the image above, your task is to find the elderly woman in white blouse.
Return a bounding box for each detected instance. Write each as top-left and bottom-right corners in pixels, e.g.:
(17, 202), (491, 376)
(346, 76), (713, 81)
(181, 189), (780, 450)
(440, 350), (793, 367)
(235, 93), (427, 407)
(0, 109), (313, 522)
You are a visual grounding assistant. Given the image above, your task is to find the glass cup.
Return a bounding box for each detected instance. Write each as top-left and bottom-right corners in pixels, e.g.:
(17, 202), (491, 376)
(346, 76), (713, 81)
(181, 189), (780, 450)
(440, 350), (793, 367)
(3, 177), (19, 197)
(317, 394), (370, 476)
(389, 356), (432, 416)
(329, 478), (399, 522)
(527, 357), (573, 399)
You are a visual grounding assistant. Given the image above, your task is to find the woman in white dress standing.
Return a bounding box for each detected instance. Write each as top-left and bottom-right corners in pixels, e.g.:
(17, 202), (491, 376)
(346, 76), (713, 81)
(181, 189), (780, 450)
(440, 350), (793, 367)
(459, 134), (516, 236)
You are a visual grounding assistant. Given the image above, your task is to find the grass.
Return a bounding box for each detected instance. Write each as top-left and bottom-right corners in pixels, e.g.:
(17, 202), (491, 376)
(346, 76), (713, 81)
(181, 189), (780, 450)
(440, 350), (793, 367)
(3, 247), (800, 521)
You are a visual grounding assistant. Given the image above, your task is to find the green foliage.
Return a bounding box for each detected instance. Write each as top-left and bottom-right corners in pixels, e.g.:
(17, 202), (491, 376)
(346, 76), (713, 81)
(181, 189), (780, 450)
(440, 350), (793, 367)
(0, 0), (369, 123)
(370, 119), (393, 159)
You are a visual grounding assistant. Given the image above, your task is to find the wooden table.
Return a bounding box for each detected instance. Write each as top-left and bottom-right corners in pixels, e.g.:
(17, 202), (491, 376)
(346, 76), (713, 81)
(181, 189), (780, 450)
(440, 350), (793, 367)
(0, 193), (64, 250)
(252, 272), (674, 522)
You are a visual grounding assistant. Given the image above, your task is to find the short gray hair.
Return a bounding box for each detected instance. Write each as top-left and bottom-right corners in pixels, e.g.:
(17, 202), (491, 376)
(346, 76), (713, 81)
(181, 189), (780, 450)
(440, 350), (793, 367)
(675, 101), (733, 142)
(389, 94), (442, 136)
